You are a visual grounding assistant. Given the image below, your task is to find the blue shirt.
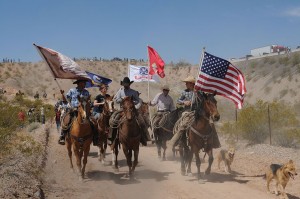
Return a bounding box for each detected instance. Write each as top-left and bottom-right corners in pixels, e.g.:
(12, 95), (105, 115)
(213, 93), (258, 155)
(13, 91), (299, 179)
(66, 87), (90, 108)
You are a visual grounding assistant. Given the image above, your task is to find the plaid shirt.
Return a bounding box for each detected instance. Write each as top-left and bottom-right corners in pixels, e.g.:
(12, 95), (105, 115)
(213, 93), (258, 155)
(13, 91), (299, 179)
(66, 87), (90, 108)
(177, 89), (194, 105)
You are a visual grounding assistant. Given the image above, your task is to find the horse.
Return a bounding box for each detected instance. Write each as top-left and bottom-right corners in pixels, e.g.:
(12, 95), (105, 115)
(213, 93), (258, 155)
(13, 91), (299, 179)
(111, 96), (141, 177)
(152, 107), (186, 160)
(65, 96), (93, 180)
(179, 91), (220, 182)
(96, 95), (115, 163)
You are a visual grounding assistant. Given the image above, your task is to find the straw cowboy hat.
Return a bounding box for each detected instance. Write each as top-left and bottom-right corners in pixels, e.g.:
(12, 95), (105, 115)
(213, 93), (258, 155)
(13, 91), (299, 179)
(73, 79), (89, 84)
(182, 76), (196, 84)
(120, 77), (134, 85)
(161, 85), (170, 91)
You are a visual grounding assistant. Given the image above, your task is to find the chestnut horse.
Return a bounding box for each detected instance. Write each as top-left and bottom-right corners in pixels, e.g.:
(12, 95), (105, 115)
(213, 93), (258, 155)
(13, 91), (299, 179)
(180, 92), (220, 183)
(65, 96), (93, 180)
(112, 96), (141, 176)
(96, 95), (115, 163)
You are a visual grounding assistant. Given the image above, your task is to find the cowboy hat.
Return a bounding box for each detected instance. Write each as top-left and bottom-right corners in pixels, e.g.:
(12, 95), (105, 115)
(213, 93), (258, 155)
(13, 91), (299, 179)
(182, 76), (196, 84)
(161, 85), (170, 91)
(120, 77), (134, 85)
(73, 79), (89, 84)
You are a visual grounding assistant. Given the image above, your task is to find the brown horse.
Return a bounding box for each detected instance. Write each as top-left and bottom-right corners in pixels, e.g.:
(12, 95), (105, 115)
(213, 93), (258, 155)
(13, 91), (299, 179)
(96, 95), (115, 163)
(152, 107), (186, 160)
(112, 96), (141, 176)
(180, 91), (220, 182)
(65, 96), (93, 180)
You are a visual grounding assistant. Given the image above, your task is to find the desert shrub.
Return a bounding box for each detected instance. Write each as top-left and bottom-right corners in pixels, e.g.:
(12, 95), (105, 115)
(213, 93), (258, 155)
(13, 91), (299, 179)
(237, 101), (268, 144)
(27, 122), (40, 132)
(273, 128), (300, 148)
(174, 60), (191, 68)
(264, 86), (272, 94)
(279, 57), (289, 65)
(279, 89), (288, 98)
(290, 53), (300, 66)
(235, 100), (298, 145)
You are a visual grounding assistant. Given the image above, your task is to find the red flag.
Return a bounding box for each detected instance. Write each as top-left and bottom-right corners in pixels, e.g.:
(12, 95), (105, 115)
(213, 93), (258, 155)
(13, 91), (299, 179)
(147, 46), (165, 78)
(34, 44), (90, 80)
(195, 52), (246, 109)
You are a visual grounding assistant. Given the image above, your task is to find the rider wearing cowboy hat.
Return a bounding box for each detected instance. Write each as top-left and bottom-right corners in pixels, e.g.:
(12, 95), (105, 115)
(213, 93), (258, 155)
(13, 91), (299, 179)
(58, 79), (99, 146)
(168, 75), (221, 149)
(110, 77), (150, 146)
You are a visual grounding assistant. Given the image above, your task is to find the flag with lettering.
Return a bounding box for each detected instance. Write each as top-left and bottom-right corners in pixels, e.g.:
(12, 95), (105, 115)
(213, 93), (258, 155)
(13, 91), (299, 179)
(128, 64), (159, 82)
(195, 52), (246, 109)
(147, 46), (165, 78)
(33, 44), (90, 80)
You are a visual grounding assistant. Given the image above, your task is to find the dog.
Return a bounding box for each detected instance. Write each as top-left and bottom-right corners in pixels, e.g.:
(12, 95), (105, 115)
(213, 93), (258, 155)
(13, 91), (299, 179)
(266, 160), (297, 199)
(217, 147), (235, 173)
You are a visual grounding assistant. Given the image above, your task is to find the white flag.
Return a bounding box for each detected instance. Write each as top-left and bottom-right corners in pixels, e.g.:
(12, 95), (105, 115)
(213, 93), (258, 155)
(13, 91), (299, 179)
(128, 65), (159, 83)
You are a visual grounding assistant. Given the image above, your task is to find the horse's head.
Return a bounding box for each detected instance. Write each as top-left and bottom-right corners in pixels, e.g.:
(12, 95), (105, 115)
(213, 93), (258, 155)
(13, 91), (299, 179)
(77, 95), (91, 123)
(202, 91), (220, 122)
(121, 96), (136, 120)
(139, 101), (149, 115)
(103, 95), (115, 115)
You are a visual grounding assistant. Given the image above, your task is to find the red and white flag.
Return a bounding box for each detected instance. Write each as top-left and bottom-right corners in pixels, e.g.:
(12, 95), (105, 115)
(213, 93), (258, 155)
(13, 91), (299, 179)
(147, 46), (165, 78)
(34, 44), (90, 80)
(195, 52), (246, 109)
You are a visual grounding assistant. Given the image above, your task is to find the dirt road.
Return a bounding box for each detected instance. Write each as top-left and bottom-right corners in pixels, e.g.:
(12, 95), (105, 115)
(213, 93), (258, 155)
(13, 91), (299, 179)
(42, 127), (287, 199)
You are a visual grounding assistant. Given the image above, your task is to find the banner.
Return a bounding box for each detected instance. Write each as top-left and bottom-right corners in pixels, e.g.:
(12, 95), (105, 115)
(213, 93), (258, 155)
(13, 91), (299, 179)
(85, 71), (112, 88)
(128, 65), (159, 83)
(34, 44), (90, 80)
(148, 46), (165, 78)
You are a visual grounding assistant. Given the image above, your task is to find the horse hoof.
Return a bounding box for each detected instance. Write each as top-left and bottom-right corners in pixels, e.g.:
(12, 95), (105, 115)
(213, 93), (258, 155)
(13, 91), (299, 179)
(181, 171), (186, 176)
(187, 173), (193, 177)
(198, 179), (206, 184)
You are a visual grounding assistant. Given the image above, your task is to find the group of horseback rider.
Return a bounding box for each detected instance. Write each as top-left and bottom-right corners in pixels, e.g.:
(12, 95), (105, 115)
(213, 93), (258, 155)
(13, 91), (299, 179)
(56, 75), (221, 149)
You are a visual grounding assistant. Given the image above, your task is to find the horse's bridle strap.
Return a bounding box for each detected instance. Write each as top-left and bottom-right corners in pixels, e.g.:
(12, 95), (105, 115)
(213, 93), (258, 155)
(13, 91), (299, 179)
(190, 126), (212, 139)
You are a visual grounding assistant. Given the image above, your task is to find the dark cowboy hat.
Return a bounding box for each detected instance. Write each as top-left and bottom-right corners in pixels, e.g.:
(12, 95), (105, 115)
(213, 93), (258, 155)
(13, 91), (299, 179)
(120, 77), (134, 85)
(73, 79), (89, 84)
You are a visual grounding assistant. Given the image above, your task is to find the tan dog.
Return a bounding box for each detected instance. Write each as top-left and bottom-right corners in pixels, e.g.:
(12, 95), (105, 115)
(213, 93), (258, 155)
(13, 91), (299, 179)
(266, 160), (297, 199)
(217, 147), (235, 173)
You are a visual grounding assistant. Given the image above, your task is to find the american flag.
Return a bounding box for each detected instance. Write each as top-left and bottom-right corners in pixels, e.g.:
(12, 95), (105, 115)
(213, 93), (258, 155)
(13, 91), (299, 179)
(195, 52), (246, 109)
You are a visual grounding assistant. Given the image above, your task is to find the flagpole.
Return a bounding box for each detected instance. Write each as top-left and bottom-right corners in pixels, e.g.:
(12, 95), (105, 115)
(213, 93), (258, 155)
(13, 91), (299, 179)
(191, 47), (206, 110)
(147, 45), (154, 139)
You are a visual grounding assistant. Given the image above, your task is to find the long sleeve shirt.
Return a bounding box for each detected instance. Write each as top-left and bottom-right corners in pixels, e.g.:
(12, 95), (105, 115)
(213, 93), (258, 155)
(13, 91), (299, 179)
(113, 87), (140, 105)
(177, 89), (194, 105)
(150, 92), (176, 112)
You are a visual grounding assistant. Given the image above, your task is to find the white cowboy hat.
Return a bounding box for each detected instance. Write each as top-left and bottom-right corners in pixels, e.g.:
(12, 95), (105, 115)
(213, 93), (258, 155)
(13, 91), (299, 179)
(161, 85), (170, 91)
(182, 76), (196, 84)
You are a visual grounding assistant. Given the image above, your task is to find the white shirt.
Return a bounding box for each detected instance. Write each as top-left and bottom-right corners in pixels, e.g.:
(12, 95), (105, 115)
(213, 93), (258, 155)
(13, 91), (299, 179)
(151, 92), (176, 112)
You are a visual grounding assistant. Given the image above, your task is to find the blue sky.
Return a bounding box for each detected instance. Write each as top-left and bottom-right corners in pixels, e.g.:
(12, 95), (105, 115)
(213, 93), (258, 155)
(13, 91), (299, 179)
(1, 0), (300, 64)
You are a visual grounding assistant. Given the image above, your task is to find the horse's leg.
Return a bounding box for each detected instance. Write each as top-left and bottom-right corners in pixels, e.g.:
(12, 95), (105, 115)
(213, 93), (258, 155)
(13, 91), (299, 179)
(81, 143), (91, 179)
(131, 148), (139, 175)
(66, 138), (73, 168)
(156, 131), (162, 158)
(73, 144), (82, 179)
(187, 148), (194, 176)
(194, 150), (201, 181)
(179, 143), (186, 176)
(122, 146), (132, 175)
(112, 140), (119, 172)
(205, 149), (214, 175)
(162, 139), (167, 161)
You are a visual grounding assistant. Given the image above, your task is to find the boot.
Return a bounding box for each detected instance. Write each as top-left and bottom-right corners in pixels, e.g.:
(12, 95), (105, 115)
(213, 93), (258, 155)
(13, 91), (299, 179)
(58, 130), (66, 145)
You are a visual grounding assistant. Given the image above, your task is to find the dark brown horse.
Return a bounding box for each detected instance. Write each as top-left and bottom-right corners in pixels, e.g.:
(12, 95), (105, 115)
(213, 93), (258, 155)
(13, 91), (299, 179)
(180, 91), (220, 183)
(112, 96), (141, 176)
(96, 95), (115, 163)
(152, 107), (186, 160)
(65, 96), (93, 180)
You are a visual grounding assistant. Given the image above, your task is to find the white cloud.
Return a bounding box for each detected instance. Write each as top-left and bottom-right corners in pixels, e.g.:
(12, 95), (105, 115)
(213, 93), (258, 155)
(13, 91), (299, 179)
(285, 7), (300, 17)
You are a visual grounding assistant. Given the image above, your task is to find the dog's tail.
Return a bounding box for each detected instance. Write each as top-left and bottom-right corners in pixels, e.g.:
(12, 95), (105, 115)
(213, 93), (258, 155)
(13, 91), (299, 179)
(240, 174), (266, 179)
